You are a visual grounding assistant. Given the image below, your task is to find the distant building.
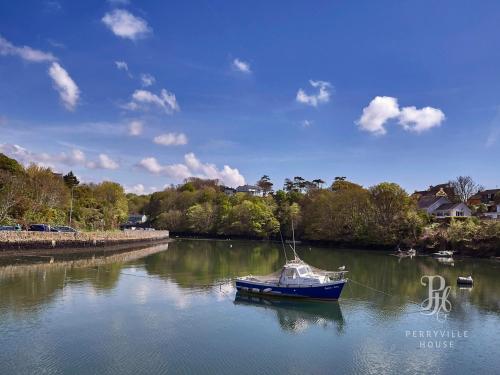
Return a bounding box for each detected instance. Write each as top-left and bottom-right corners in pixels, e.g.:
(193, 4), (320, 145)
(469, 189), (500, 219)
(433, 202), (471, 218)
(482, 204), (500, 219)
(236, 184), (264, 197)
(417, 196), (451, 215)
(468, 189), (500, 205)
(222, 186), (236, 196)
(236, 185), (264, 197)
(416, 192), (471, 218)
(127, 214), (147, 224)
(413, 183), (456, 200)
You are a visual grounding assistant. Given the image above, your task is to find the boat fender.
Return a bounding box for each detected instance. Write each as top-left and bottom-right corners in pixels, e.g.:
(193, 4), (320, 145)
(263, 288), (272, 293)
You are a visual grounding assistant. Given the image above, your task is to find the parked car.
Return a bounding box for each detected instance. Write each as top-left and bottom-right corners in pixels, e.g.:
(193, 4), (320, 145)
(52, 226), (78, 233)
(28, 224), (52, 232)
(0, 225), (19, 231)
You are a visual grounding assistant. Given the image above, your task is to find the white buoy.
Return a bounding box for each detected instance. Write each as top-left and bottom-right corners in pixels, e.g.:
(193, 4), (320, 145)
(338, 265), (346, 271)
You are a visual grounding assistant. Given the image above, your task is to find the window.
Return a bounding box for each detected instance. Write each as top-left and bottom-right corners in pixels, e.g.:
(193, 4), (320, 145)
(297, 266), (310, 275)
(456, 211), (464, 217)
(284, 269), (294, 277)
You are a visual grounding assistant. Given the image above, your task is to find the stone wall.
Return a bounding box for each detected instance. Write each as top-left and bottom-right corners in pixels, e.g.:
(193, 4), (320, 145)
(0, 230), (169, 250)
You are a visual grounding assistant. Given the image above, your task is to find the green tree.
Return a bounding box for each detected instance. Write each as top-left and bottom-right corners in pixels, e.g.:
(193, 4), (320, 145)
(257, 175), (274, 195)
(63, 171), (80, 189)
(0, 153), (24, 174)
(312, 179), (325, 188)
(22, 165), (69, 225)
(186, 203), (215, 233)
(94, 181), (128, 229)
(226, 199), (279, 238)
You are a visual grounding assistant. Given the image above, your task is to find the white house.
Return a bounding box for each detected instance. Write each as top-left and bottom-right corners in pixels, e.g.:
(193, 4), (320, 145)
(483, 204), (500, 219)
(236, 184), (264, 197)
(417, 196), (450, 214)
(433, 202), (472, 218)
(127, 214), (147, 224)
(417, 195), (471, 218)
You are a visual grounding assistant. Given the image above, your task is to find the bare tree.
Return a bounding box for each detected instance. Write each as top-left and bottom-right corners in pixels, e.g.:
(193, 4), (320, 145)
(450, 176), (483, 203)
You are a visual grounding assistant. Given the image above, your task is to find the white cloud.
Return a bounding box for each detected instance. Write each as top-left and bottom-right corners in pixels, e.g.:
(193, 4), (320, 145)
(125, 184), (146, 194)
(128, 120), (143, 136)
(301, 120), (312, 128)
(153, 133), (188, 146)
(115, 60), (129, 71)
(137, 153), (245, 187)
(357, 96), (445, 135)
(0, 35), (56, 63)
(86, 154), (119, 170)
(398, 106), (445, 133)
(357, 96), (400, 135)
(140, 73), (155, 87)
(102, 9), (151, 40)
(138, 157), (191, 179)
(125, 89), (179, 114)
(296, 80), (331, 107)
(48, 62), (80, 111)
(124, 184), (158, 195)
(0, 143), (121, 171)
(0, 144), (84, 168)
(232, 58), (251, 74)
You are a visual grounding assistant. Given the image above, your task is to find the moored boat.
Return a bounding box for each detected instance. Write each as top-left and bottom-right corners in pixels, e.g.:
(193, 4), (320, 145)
(432, 250), (454, 257)
(457, 276), (473, 285)
(235, 259), (347, 300)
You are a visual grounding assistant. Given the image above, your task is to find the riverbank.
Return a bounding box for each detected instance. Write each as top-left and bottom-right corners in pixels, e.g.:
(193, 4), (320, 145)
(172, 231), (500, 258)
(0, 230), (170, 263)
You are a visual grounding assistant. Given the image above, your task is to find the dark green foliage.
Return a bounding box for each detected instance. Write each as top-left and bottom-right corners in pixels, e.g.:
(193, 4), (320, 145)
(0, 153), (23, 174)
(63, 171), (80, 189)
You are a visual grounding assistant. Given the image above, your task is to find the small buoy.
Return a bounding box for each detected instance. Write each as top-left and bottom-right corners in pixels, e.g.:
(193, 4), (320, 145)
(229, 244), (232, 248)
(338, 265), (345, 271)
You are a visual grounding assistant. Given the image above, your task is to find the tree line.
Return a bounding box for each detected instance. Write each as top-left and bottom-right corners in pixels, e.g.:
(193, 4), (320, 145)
(2, 152), (499, 252)
(129, 176), (428, 247)
(0, 153), (128, 230)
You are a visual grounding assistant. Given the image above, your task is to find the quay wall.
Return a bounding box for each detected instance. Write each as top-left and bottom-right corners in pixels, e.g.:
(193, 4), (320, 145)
(0, 230), (169, 251)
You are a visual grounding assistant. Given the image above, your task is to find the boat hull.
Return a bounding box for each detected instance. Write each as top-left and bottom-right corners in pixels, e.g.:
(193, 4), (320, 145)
(235, 279), (346, 300)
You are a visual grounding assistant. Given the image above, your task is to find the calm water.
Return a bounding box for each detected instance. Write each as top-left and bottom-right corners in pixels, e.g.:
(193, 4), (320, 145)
(1, 240), (499, 375)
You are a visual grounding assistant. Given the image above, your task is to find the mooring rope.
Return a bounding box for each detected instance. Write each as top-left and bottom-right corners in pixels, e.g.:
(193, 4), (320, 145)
(348, 278), (422, 308)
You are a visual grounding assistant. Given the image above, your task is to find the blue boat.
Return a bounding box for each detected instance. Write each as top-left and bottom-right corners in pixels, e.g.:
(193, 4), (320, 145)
(235, 258), (348, 300)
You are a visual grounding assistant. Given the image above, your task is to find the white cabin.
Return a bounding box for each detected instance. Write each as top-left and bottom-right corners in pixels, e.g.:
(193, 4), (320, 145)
(278, 263), (329, 286)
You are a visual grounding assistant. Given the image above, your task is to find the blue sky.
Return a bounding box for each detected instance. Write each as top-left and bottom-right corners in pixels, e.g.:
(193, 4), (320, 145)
(1, 0), (499, 194)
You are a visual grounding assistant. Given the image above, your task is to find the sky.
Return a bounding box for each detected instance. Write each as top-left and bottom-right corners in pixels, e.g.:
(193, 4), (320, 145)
(1, 0), (500, 194)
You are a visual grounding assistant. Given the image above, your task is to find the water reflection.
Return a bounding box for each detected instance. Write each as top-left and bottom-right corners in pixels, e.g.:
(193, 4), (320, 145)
(234, 292), (345, 334)
(1, 240), (500, 374)
(1, 239), (500, 318)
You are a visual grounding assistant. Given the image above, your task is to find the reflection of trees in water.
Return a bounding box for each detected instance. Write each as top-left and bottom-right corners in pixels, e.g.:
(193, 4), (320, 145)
(0, 244), (168, 315)
(0, 240), (499, 320)
(298, 248), (500, 316)
(143, 240), (282, 287)
(234, 293), (345, 334)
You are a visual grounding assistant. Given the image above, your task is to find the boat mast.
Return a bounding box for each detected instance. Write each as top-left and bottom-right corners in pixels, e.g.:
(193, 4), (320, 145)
(290, 216), (299, 261)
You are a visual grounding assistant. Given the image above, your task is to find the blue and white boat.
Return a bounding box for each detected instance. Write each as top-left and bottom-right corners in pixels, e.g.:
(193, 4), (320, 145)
(235, 258), (348, 300)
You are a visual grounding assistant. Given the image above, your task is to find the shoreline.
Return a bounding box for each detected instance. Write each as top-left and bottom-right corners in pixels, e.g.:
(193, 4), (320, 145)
(172, 234), (499, 259)
(0, 230), (170, 265)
